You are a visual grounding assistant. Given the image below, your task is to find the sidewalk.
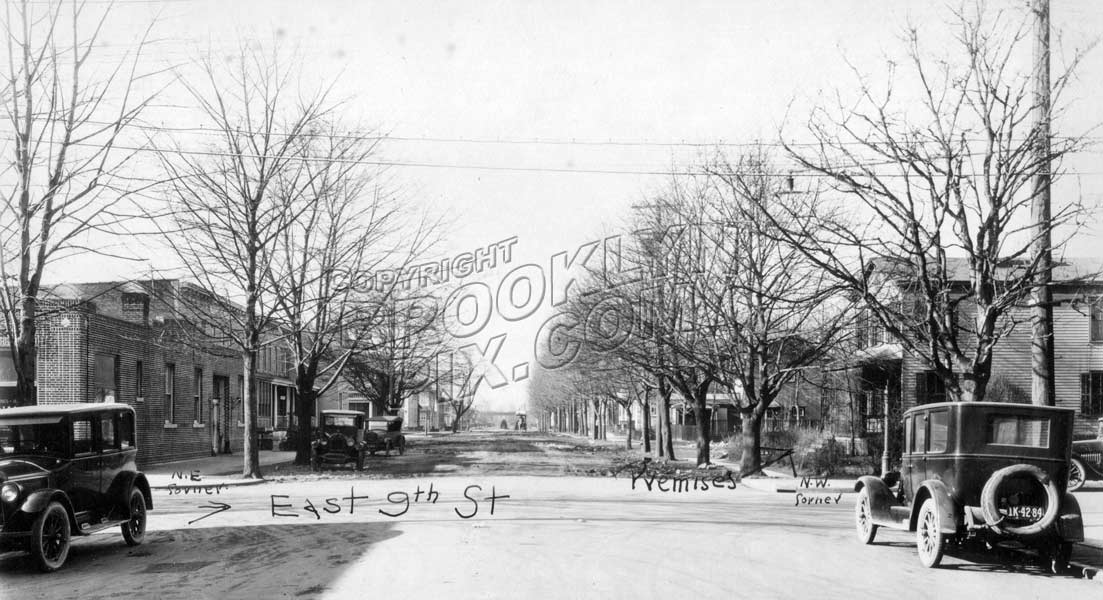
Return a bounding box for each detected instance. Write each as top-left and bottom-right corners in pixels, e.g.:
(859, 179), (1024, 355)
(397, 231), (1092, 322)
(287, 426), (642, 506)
(144, 450), (296, 489)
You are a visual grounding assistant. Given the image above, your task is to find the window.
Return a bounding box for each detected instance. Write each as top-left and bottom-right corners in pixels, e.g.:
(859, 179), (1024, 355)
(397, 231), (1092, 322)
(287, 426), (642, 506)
(194, 367), (204, 423)
(904, 416), (913, 453)
(1082, 372), (1103, 416)
(135, 360), (145, 401)
(988, 416), (1050, 448)
(915, 371), (947, 405)
(72, 417), (94, 454)
(913, 414), (927, 454)
(118, 412), (135, 449)
(100, 414), (117, 450)
(165, 363), (176, 422)
(928, 410), (948, 453)
(94, 354), (119, 403)
(1092, 298), (1103, 342)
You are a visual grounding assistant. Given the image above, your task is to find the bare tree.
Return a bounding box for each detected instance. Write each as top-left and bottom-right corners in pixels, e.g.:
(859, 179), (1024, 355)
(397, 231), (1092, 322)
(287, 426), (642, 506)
(155, 47), (334, 478)
(694, 150), (854, 475)
(266, 124), (439, 464)
(340, 290), (449, 418)
(775, 3), (1094, 405)
(0, 0), (156, 405)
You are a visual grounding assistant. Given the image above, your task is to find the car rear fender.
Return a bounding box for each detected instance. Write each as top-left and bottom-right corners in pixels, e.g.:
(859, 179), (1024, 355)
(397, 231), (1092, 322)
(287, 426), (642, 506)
(854, 476), (894, 521)
(20, 489), (78, 531)
(108, 472), (153, 512)
(1057, 492), (1084, 542)
(911, 480), (959, 534)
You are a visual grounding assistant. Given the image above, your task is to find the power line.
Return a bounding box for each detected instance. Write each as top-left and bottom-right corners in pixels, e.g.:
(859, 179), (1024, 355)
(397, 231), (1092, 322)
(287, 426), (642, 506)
(70, 118), (1103, 151)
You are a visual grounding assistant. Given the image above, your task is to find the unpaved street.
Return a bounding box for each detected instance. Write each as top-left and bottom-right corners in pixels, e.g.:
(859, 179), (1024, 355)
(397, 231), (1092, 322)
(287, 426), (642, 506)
(2, 432), (1102, 599)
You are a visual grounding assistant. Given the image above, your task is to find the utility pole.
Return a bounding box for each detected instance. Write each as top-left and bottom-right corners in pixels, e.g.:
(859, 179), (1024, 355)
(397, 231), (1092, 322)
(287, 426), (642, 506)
(1030, 0), (1056, 407)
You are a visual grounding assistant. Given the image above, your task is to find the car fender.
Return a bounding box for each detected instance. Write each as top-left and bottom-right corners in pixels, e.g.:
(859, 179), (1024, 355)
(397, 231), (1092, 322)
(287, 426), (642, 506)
(107, 471), (153, 512)
(1057, 492), (1084, 542)
(20, 489), (79, 532)
(911, 480), (959, 534)
(854, 476), (894, 521)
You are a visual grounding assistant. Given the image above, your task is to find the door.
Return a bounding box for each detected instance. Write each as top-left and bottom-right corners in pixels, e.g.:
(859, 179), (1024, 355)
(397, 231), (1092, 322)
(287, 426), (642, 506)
(69, 414), (101, 517)
(212, 376), (231, 454)
(902, 414), (925, 500)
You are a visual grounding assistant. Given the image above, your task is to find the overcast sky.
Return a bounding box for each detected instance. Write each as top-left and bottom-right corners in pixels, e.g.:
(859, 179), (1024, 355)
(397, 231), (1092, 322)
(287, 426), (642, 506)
(44, 0), (1103, 412)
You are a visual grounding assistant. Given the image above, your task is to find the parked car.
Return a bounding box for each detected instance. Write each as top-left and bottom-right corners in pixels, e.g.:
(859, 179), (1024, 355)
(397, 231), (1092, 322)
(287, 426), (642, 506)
(854, 402), (1083, 571)
(311, 410), (368, 471)
(0, 403), (152, 572)
(364, 416), (406, 456)
(1068, 418), (1103, 491)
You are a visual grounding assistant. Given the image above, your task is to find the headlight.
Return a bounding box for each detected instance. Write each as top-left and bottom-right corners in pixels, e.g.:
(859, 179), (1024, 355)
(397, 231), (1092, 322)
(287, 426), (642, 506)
(1, 482), (21, 504)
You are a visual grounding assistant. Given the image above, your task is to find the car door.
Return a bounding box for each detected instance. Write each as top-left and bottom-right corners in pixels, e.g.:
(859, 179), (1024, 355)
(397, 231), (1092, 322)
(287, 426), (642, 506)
(902, 413), (927, 499)
(69, 414), (102, 518)
(98, 411), (129, 512)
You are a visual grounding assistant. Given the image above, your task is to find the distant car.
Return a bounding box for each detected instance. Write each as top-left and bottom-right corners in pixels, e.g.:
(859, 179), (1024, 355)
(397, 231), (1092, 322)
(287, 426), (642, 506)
(364, 416), (406, 456)
(311, 410), (368, 471)
(0, 403), (152, 572)
(1068, 418), (1103, 491)
(854, 402), (1083, 572)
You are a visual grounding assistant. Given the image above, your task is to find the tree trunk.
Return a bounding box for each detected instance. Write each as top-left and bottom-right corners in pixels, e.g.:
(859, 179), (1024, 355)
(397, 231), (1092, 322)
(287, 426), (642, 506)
(293, 380), (316, 465)
(658, 383), (675, 460)
(642, 391), (652, 454)
(739, 409), (762, 476)
(242, 349), (261, 478)
(592, 399), (600, 440)
(693, 387), (711, 466)
(14, 293), (38, 406)
(625, 403), (633, 450)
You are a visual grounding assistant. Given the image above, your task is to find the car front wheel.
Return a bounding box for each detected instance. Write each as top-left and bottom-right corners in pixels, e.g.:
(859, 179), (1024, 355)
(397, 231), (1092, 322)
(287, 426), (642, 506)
(398, 438), (406, 456)
(916, 498), (945, 568)
(1068, 458), (1086, 492)
(31, 502), (71, 572)
(854, 488), (878, 544)
(121, 487), (147, 546)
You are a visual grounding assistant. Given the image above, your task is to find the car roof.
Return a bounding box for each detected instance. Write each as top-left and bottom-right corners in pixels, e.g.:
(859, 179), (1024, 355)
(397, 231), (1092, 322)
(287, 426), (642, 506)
(0, 403), (136, 417)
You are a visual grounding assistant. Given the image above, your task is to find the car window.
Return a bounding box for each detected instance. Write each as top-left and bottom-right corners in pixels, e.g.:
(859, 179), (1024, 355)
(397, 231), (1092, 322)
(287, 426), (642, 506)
(914, 414), (927, 455)
(119, 412), (135, 449)
(100, 414), (118, 451)
(72, 417), (94, 454)
(988, 416), (1050, 448)
(928, 410), (948, 453)
(904, 416), (912, 454)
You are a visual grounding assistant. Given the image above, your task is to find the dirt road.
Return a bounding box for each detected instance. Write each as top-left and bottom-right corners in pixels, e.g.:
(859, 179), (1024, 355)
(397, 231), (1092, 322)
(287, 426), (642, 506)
(2, 431), (1101, 599)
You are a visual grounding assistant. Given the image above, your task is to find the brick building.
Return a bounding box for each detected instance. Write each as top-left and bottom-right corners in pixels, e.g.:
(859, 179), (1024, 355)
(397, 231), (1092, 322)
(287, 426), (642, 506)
(1, 279), (300, 466)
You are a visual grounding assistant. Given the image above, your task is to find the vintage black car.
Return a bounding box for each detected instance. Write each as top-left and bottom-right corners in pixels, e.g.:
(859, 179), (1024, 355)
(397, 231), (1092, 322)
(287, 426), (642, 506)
(1068, 418), (1103, 491)
(0, 403), (152, 572)
(854, 402), (1083, 571)
(311, 410), (368, 470)
(364, 416), (406, 456)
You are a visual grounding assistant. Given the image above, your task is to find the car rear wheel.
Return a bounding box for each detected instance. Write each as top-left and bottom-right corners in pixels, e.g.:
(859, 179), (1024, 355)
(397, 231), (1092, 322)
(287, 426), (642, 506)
(1068, 458), (1086, 492)
(398, 438), (406, 456)
(121, 487), (147, 546)
(31, 502), (71, 572)
(916, 498), (945, 568)
(854, 488), (878, 544)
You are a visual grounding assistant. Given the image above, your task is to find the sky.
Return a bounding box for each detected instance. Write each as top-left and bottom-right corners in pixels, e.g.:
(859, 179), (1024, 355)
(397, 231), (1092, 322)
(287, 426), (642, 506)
(31, 0), (1103, 413)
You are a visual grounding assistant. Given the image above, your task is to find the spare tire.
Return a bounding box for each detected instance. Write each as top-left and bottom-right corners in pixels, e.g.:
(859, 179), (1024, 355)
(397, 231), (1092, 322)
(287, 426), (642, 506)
(980, 464), (1061, 537)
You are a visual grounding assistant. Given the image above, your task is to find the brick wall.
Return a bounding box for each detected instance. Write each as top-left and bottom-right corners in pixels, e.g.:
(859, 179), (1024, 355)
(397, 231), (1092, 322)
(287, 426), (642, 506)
(36, 304), (247, 467)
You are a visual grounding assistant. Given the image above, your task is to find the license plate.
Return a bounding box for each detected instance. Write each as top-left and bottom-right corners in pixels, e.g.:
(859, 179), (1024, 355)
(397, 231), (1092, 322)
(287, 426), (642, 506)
(1001, 505), (1044, 521)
